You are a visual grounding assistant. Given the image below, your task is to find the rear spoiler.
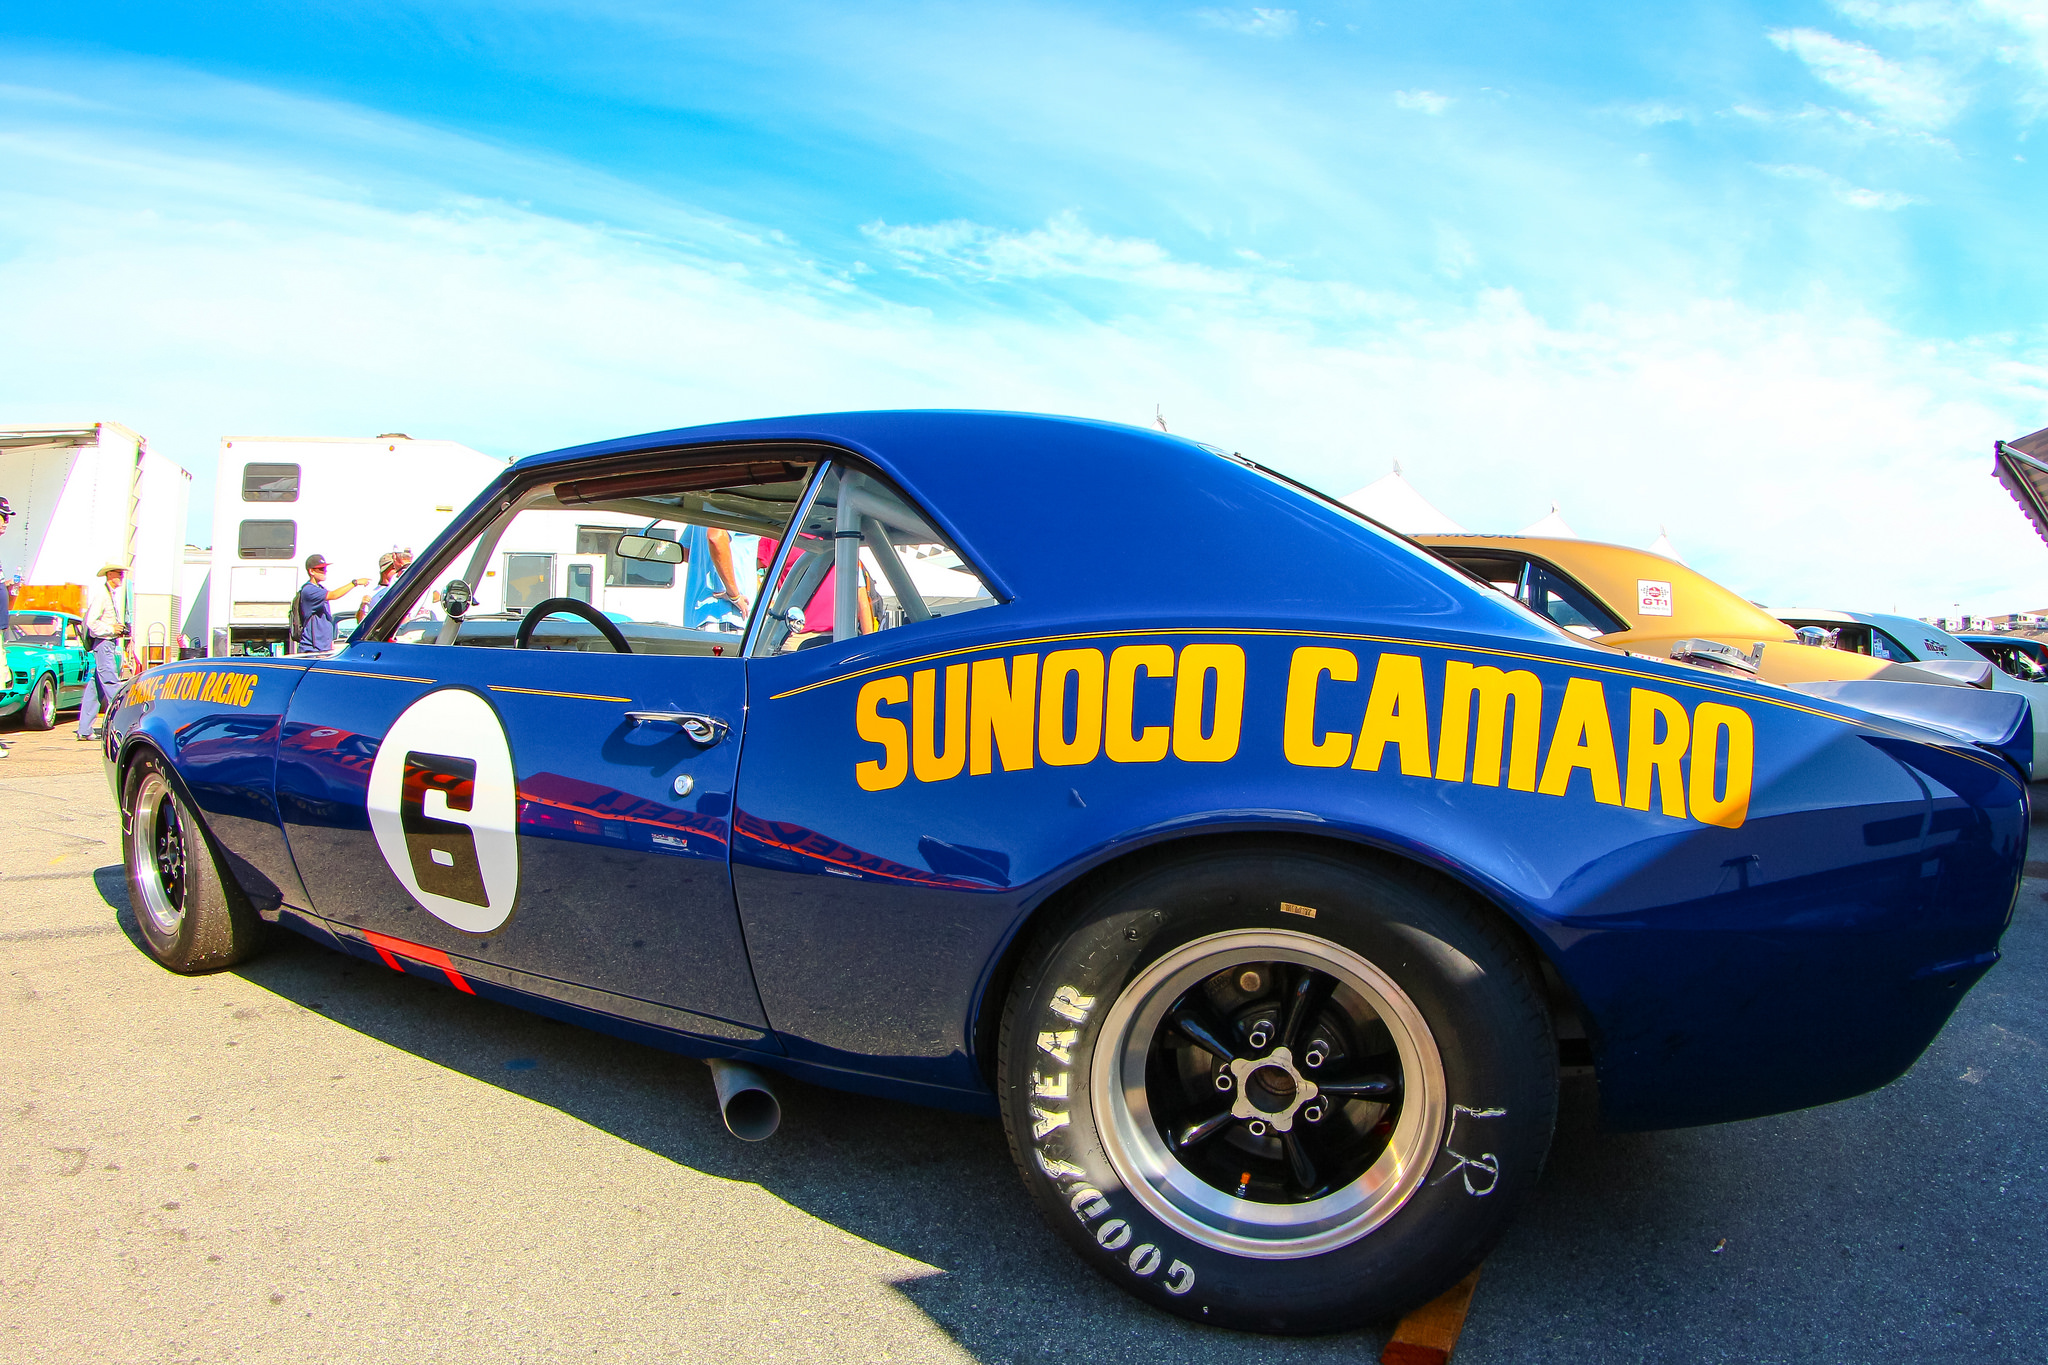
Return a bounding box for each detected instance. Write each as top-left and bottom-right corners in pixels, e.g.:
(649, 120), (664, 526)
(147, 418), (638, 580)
(1788, 680), (2033, 778)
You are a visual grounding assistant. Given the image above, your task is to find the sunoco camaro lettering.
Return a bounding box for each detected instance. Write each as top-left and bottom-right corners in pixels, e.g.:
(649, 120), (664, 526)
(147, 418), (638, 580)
(105, 412), (2027, 1333)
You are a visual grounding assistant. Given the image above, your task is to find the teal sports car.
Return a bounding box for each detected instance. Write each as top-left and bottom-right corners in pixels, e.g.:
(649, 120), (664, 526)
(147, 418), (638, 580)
(3, 610), (90, 730)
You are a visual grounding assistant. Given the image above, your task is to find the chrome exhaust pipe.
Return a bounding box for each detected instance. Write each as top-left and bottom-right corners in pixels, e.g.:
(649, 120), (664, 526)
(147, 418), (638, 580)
(705, 1058), (781, 1141)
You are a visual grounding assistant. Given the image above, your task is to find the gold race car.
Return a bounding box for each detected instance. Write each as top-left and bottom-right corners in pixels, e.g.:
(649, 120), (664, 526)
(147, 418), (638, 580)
(1414, 536), (1992, 691)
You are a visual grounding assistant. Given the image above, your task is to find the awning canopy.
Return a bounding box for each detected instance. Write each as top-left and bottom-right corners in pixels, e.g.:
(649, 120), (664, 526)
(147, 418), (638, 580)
(1995, 425), (2048, 548)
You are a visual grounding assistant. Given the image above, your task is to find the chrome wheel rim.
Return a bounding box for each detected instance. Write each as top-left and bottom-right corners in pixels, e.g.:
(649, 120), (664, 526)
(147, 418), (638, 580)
(130, 773), (188, 937)
(35, 684), (51, 726)
(1091, 929), (1445, 1259)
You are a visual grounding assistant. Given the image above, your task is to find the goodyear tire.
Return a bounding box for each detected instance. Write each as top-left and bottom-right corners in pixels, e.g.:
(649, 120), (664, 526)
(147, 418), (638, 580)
(121, 750), (266, 972)
(23, 675), (56, 730)
(998, 846), (1556, 1334)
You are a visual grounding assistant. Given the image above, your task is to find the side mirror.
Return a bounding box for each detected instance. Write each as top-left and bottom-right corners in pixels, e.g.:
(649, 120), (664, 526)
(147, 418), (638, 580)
(616, 534), (683, 564)
(1794, 626), (1838, 649)
(781, 605), (805, 634)
(442, 579), (473, 618)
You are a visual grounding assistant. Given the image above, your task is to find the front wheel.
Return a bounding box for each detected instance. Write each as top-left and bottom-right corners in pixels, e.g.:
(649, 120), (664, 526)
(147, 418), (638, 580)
(122, 750), (267, 972)
(998, 847), (1557, 1334)
(22, 675), (55, 730)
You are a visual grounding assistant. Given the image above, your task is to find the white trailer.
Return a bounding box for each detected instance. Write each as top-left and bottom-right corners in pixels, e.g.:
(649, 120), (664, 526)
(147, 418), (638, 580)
(208, 435), (507, 656)
(0, 423), (193, 661)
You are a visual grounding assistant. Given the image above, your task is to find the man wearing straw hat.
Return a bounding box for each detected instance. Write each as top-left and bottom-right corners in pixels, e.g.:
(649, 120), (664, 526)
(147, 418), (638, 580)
(77, 562), (134, 743)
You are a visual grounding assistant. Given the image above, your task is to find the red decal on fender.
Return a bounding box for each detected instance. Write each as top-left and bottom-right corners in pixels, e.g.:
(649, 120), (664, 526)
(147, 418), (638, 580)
(362, 929), (477, 995)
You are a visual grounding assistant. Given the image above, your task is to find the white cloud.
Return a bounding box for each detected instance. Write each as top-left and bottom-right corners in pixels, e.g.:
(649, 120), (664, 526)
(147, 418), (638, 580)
(1, 61), (2042, 616)
(1769, 26), (1962, 125)
(1760, 161), (1926, 208)
(1393, 89), (1452, 115)
(1613, 101), (1689, 126)
(1195, 7), (1298, 37)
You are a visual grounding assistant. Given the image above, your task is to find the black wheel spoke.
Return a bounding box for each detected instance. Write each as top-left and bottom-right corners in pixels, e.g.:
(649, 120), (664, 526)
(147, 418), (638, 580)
(1280, 965), (1334, 1052)
(1169, 1003), (1242, 1063)
(1316, 1072), (1398, 1100)
(1281, 1131), (1320, 1194)
(1174, 1109), (1238, 1150)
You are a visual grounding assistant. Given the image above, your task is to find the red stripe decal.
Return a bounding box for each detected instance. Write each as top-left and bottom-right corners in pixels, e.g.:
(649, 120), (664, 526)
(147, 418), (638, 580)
(362, 929), (477, 995)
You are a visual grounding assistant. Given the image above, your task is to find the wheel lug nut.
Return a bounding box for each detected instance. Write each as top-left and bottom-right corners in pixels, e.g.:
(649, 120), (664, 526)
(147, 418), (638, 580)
(1304, 1045), (1327, 1068)
(1246, 1119), (1268, 1137)
(1302, 1101), (1326, 1123)
(1214, 1071), (1234, 1091)
(1247, 1026), (1272, 1050)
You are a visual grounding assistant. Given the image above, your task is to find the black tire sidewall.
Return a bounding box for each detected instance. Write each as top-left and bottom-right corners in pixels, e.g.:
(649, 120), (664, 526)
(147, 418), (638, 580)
(1001, 848), (1556, 1334)
(122, 751), (248, 971)
(25, 676), (54, 730)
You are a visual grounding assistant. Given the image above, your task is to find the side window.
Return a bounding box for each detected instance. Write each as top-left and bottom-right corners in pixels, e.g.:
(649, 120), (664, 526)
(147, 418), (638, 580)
(238, 519), (297, 560)
(1869, 630), (1910, 662)
(379, 458), (815, 656)
(66, 620), (84, 648)
(242, 463), (300, 502)
(1523, 565), (1626, 637)
(752, 465), (996, 655)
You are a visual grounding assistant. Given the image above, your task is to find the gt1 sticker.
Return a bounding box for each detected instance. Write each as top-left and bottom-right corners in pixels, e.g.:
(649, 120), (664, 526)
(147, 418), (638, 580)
(1637, 580), (1673, 617)
(367, 688), (520, 934)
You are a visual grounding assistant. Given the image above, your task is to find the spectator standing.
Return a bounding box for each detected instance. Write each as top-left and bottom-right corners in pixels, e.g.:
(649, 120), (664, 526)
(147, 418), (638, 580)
(290, 554), (367, 654)
(0, 496), (16, 758)
(77, 563), (136, 742)
(361, 546), (414, 620)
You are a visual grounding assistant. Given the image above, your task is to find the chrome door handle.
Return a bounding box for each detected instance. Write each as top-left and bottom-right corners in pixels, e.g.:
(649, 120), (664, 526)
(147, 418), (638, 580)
(625, 711), (729, 744)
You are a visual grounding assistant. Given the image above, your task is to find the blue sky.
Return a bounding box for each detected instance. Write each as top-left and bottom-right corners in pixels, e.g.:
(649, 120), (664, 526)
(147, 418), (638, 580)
(3, 1), (2046, 612)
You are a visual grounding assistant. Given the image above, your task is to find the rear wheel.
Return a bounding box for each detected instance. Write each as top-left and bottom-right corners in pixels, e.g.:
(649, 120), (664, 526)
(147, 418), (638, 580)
(122, 750), (266, 972)
(999, 847), (1557, 1334)
(22, 675), (55, 730)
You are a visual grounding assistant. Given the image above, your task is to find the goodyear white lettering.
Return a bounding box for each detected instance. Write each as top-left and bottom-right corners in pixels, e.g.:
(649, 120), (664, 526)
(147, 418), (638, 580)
(1030, 1105), (1069, 1140)
(1037, 1030), (1077, 1065)
(1049, 986), (1096, 1023)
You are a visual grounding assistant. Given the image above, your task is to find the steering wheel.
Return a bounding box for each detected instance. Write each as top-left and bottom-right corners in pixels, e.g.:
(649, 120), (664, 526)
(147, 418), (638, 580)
(515, 597), (633, 653)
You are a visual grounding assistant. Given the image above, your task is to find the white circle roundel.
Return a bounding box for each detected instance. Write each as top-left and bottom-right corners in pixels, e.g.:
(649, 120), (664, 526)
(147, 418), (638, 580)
(367, 688), (519, 933)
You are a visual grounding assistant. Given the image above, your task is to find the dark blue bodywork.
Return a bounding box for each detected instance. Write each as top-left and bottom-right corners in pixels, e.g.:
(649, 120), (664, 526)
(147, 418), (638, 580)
(105, 412), (2026, 1129)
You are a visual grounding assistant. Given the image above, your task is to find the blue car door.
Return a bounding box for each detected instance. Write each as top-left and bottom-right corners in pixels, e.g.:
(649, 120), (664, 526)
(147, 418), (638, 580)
(274, 643), (771, 1048)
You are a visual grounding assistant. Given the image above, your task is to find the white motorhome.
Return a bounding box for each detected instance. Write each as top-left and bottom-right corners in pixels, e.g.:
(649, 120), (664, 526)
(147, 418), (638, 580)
(0, 423), (193, 663)
(208, 436), (508, 656)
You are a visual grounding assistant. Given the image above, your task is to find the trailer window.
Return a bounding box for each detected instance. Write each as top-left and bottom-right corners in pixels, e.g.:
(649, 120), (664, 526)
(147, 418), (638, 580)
(242, 464), (300, 503)
(238, 520), (297, 560)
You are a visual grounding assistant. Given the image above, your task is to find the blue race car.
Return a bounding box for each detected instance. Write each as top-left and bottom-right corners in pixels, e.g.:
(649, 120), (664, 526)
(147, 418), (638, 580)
(104, 413), (2027, 1333)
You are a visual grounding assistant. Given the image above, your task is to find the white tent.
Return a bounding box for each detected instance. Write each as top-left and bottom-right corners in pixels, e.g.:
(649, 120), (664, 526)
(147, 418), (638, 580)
(1519, 503), (1579, 538)
(1647, 527), (1686, 565)
(1340, 464), (1466, 534)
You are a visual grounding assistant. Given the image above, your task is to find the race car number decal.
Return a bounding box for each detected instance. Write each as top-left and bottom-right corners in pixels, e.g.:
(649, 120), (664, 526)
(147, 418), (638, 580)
(852, 642), (1754, 829)
(367, 688), (520, 933)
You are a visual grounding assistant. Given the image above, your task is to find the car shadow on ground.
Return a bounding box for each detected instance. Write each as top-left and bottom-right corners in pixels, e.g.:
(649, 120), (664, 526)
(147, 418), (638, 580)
(90, 868), (1397, 1361)
(90, 866), (2048, 1363)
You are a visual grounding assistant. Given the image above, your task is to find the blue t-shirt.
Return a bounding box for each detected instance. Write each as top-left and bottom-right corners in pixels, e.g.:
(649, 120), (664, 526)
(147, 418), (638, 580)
(296, 580), (336, 652)
(680, 525), (748, 631)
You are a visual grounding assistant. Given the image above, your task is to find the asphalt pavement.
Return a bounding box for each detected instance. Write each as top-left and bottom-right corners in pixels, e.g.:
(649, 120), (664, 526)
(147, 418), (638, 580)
(1, 721), (2042, 1363)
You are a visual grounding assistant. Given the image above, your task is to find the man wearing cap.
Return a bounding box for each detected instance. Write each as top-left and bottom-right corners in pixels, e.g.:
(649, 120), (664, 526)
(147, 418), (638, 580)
(76, 562), (135, 742)
(290, 554), (367, 655)
(360, 546), (413, 620)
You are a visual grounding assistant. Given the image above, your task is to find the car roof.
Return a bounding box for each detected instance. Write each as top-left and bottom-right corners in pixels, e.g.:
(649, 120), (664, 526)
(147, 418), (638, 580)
(1418, 533), (1787, 642)
(503, 410), (1563, 638)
